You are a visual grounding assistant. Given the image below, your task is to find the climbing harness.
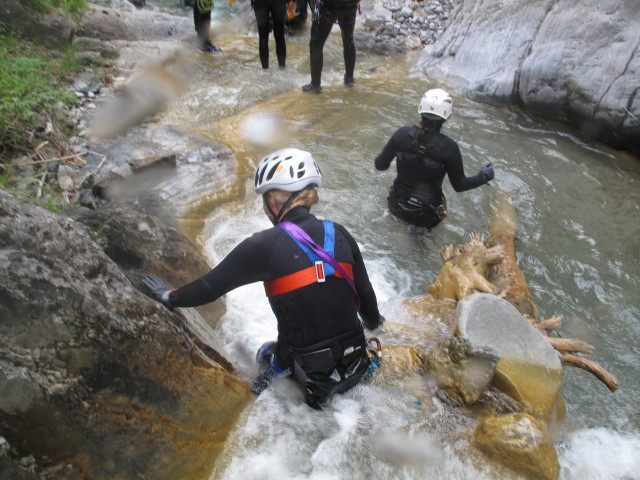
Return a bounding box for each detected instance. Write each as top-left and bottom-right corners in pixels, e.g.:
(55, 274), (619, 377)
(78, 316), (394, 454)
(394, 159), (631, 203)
(265, 220), (360, 309)
(285, 329), (369, 409)
(311, 0), (322, 21)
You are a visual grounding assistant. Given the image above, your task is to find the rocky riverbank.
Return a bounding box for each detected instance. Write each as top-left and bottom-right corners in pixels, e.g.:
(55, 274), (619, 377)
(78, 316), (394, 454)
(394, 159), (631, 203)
(413, 0), (640, 155)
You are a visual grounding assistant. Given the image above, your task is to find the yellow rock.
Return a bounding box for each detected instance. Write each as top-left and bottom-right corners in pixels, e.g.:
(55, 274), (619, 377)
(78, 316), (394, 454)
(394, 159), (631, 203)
(474, 413), (560, 480)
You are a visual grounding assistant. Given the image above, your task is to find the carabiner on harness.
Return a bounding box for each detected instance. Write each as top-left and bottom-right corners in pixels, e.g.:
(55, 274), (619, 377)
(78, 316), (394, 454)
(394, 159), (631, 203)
(366, 337), (382, 364)
(362, 337), (382, 383)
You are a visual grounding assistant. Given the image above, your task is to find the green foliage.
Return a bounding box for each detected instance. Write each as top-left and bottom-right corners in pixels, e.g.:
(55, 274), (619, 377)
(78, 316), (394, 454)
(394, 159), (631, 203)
(0, 163), (16, 189)
(0, 163), (68, 213)
(0, 27), (81, 155)
(93, 217), (114, 248)
(20, 0), (87, 17)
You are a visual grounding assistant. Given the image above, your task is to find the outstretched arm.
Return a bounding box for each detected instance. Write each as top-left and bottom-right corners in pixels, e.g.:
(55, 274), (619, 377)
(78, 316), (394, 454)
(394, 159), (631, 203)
(446, 142), (493, 192)
(143, 232), (272, 309)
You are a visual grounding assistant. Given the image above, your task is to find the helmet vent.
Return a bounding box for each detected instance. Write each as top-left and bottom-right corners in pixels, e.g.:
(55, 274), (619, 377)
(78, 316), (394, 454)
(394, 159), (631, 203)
(266, 161), (281, 181)
(257, 164), (268, 185)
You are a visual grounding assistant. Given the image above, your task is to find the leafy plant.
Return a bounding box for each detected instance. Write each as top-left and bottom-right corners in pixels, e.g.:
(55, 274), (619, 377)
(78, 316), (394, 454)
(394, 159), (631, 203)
(20, 0), (87, 18)
(93, 217), (114, 248)
(0, 26), (81, 157)
(0, 163), (70, 212)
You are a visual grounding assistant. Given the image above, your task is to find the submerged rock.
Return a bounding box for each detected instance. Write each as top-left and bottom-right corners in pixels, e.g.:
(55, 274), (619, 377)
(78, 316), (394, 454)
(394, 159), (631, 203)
(424, 336), (499, 406)
(456, 293), (564, 420)
(474, 412), (560, 480)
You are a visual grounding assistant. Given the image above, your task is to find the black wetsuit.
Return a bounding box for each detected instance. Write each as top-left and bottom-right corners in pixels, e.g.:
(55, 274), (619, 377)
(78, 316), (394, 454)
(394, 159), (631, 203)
(308, 0), (358, 87)
(168, 206), (381, 403)
(253, 0), (287, 69)
(375, 125), (487, 228)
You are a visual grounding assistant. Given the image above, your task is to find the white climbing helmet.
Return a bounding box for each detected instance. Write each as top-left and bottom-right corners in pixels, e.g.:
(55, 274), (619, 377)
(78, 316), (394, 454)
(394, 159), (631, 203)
(418, 88), (453, 120)
(254, 148), (323, 194)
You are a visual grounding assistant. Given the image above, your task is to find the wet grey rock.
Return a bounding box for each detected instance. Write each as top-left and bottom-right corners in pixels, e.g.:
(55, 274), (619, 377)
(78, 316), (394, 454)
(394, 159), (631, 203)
(80, 5), (191, 41)
(414, 0), (640, 154)
(75, 50), (109, 67)
(72, 72), (103, 95)
(0, 188), (249, 479)
(0, 0), (75, 46)
(56, 165), (76, 192)
(73, 36), (121, 58)
(424, 336), (499, 406)
(77, 189), (98, 209)
(456, 293), (563, 419)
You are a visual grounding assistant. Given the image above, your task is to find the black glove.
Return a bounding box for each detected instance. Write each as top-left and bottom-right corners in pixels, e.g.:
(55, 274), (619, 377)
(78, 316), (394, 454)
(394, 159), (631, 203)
(478, 162), (494, 183)
(142, 275), (175, 310)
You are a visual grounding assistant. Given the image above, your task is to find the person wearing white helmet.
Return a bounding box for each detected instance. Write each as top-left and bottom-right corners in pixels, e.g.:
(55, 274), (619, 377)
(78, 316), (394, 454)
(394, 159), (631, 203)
(374, 88), (494, 229)
(143, 147), (384, 409)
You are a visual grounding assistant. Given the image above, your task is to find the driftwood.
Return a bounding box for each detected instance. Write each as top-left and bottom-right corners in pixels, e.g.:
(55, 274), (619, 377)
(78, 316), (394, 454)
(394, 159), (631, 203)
(486, 189), (618, 392)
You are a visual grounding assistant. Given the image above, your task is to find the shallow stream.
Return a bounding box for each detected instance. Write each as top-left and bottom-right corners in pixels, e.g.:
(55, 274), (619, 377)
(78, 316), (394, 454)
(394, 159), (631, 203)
(150, 2), (640, 478)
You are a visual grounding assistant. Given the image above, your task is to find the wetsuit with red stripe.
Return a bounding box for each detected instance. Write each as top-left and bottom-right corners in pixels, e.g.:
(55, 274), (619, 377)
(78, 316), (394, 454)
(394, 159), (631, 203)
(167, 206), (381, 364)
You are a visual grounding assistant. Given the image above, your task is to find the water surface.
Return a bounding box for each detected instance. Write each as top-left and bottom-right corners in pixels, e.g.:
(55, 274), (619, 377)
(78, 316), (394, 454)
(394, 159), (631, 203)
(151, 3), (640, 478)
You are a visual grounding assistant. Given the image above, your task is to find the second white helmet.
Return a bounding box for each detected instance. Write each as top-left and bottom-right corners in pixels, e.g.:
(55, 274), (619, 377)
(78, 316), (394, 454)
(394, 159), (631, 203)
(418, 88), (453, 120)
(254, 148), (323, 194)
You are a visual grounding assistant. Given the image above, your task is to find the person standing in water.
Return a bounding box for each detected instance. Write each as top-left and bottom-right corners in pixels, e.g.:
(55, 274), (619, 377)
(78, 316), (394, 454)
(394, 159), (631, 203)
(143, 148), (384, 409)
(302, 0), (360, 93)
(374, 88), (495, 229)
(193, 0), (222, 52)
(252, 0), (287, 69)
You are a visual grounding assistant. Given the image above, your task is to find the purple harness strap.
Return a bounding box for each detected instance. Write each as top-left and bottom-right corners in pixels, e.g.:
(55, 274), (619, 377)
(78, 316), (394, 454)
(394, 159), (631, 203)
(278, 221), (361, 310)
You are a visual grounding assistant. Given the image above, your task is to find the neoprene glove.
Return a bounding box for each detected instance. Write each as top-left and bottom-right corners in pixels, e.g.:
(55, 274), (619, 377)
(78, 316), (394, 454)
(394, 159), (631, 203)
(142, 275), (175, 310)
(479, 162), (495, 183)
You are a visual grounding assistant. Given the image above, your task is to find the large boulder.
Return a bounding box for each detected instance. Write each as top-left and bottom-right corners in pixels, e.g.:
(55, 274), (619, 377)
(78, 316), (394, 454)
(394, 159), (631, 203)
(0, 188), (252, 480)
(79, 5), (191, 42)
(474, 412), (560, 480)
(0, 0), (75, 46)
(413, 0), (640, 155)
(456, 293), (564, 420)
(77, 123), (239, 239)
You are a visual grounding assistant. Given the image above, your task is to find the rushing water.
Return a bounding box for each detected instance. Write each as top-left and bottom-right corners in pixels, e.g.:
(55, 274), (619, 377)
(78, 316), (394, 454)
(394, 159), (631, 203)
(150, 2), (640, 478)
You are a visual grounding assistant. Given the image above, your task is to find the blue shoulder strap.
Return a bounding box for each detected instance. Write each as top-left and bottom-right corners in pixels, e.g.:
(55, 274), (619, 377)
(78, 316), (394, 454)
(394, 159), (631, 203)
(277, 220), (360, 309)
(277, 220), (336, 275)
(277, 221), (335, 260)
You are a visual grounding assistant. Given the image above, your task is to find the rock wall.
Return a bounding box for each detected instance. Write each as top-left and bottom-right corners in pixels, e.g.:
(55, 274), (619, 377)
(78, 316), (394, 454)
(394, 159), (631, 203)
(0, 188), (252, 480)
(0, 0), (75, 46)
(413, 0), (640, 155)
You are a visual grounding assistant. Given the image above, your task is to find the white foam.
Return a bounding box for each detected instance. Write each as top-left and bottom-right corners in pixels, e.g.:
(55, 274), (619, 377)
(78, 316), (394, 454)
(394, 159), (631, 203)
(559, 427), (640, 480)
